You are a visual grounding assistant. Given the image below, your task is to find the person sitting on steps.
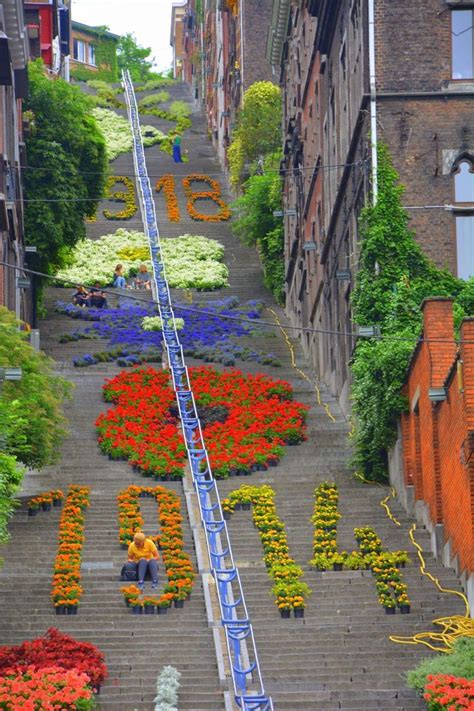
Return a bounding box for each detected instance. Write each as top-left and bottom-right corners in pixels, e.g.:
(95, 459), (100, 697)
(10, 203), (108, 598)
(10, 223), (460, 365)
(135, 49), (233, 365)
(113, 264), (127, 289)
(127, 531), (159, 590)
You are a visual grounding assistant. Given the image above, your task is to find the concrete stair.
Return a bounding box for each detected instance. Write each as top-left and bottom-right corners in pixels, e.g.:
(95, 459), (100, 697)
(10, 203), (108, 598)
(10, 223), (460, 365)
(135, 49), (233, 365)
(0, 81), (467, 710)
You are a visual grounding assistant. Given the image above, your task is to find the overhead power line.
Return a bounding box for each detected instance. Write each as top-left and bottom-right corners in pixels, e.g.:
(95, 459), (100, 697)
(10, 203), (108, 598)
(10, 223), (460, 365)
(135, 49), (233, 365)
(1, 259), (471, 345)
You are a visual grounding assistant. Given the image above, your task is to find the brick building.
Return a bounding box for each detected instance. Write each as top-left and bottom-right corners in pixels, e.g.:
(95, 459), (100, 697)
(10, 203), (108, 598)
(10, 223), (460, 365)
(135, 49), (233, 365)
(180, 0), (274, 167)
(272, 0), (474, 414)
(170, 1), (187, 80)
(0, 0), (31, 322)
(70, 22), (119, 82)
(390, 298), (474, 611)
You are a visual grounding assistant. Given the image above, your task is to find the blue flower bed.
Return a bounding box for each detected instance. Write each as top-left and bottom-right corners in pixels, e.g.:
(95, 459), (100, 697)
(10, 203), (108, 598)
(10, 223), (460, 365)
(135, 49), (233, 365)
(56, 296), (281, 368)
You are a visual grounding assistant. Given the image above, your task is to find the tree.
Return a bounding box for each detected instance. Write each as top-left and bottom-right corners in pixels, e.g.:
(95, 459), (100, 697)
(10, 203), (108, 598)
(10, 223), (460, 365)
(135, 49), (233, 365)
(0, 306), (71, 549)
(24, 60), (107, 294)
(117, 33), (155, 81)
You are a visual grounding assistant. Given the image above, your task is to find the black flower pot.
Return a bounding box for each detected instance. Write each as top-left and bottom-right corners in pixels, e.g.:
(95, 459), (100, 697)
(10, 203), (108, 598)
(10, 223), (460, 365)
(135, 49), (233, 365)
(157, 606), (169, 615)
(55, 606), (67, 615)
(268, 460), (278, 468)
(67, 605), (78, 615)
(42, 503), (52, 512)
(144, 606), (155, 615)
(234, 503), (242, 510)
(28, 508), (38, 517)
(399, 605), (411, 614)
(280, 609), (291, 618)
(384, 607), (396, 615)
(53, 500), (62, 508)
(223, 511), (231, 520)
(132, 606), (143, 615)
(242, 503), (251, 511)
(333, 563), (343, 571)
(174, 599), (184, 608)
(294, 608), (304, 618)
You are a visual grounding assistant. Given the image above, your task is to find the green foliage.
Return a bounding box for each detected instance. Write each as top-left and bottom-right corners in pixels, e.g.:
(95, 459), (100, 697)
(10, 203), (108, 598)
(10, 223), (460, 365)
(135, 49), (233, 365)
(71, 29), (118, 82)
(169, 100), (192, 119)
(86, 80), (123, 108)
(228, 135), (245, 189)
(232, 171), (284, 303)
(351, 144), (463, 482)
(407, 637), (474, 693)
(138, 91), (170, 108)
(0, 307), (72, 470)
(24, 61), (108, 295)
(117, 33), (154, 81)
(135, 77), (177, 92)
(236, 82), (281, 164)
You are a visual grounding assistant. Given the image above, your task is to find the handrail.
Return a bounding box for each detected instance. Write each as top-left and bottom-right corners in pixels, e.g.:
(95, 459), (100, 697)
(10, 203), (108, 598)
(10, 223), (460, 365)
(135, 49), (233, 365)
(121, 70), (274, 711)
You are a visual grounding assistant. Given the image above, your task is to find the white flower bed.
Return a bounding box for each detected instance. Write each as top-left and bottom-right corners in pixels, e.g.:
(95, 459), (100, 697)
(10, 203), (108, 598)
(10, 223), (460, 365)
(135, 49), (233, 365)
(154, 666), (180, 711)
(142, 316), (185, 331)
(57, 229), (229, 290)
(92, 108), (165, 161)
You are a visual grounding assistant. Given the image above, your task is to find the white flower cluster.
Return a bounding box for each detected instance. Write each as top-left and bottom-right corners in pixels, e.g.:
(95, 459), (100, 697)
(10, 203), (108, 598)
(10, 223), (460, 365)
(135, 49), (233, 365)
(57, 229), (229, 290)
(154, 666), (181, 711)
(141, 316), (185, 331)
(92, 108), (165, 161)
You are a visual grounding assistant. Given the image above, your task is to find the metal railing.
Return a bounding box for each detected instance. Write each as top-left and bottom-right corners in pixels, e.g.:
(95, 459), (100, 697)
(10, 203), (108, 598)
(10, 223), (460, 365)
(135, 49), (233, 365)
(121, 70), (273, 711)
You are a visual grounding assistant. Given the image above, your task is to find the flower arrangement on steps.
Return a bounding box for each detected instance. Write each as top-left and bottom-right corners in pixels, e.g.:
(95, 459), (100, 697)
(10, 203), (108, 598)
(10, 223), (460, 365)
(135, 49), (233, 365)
(222, 485), (311, 617)
(309, 482), (411, 613)
(103, 176), (138, 220)
(96, 367), (308, 480)
(51, 486), (90, 615)
(91, 107), (165, 161)
(423, 674), (474, 709)
(27, 489), (63, 516)
(0, 628), (107, 695)
(56, 229), (229, 291)
(0, 666), (96, 709)
(154, 666), (181, 711)
(118, 485), (195, 612)
(56, 296), (282, 370)
(182, 174), (231, 222)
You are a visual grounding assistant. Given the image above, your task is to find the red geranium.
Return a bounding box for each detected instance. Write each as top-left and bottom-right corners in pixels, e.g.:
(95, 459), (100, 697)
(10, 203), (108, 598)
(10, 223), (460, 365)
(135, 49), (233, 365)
(96, 366), (308, 479)
(424, 674), (474, 710)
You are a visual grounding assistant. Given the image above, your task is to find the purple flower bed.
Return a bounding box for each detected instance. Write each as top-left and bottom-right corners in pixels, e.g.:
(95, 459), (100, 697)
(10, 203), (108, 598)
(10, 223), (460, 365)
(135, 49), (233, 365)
(55, 297), (281, 368)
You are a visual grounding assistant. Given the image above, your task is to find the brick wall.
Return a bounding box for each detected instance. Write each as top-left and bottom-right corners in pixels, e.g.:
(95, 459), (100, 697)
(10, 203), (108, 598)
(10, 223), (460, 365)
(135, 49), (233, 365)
(242, 0), (274, 89)
(402, 298), (474, 573)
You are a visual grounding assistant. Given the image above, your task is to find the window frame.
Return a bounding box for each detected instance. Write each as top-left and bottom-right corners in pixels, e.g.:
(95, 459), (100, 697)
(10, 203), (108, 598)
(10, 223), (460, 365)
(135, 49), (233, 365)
(451, 8), (474, 81)
(453, 158), (474, 280)
(73, 38), (86, 64)
(89, 44), (96, 67)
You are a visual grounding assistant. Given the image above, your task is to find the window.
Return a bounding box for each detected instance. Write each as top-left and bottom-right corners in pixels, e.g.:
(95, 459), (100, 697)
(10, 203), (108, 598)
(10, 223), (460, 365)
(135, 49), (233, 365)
(89, 44), (96, 66)
(452, 10), (474, 79)
(73, 38), (86, 63)
(454, 160), (474, 279)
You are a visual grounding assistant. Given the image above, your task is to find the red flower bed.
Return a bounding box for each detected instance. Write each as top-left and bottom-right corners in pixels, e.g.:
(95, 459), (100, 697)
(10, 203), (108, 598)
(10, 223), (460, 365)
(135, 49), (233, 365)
(96, 367), (308, 478)
(424, 674), (474, 710)
(0, 628), (107, 691)
(0, 666), (94, 709)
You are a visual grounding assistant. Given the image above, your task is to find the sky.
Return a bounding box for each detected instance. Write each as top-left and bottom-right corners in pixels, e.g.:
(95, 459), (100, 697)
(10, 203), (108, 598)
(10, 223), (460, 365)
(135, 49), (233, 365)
(71, 0), (176, 72)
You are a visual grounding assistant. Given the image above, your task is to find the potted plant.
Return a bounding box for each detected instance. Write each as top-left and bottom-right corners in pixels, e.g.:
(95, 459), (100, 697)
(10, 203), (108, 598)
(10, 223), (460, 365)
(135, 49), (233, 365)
(28, 499), (40, 517)
(143, 597), (157, 615)
(396, 593), (411, 614)
(157, 594), (173, 614)
(380, 595), (396, 614)
(130, 600), (143, 615)
(292, 596), (306, 618)
(52, 490), (64, 507)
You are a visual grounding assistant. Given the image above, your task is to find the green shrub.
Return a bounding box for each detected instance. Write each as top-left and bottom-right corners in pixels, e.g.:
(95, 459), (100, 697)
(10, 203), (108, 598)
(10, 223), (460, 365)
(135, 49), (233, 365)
(407, 637), (474, 693)
(169, 100), (192, 119)
(135, 78), (176, 91)
(138, 91), (170, 108)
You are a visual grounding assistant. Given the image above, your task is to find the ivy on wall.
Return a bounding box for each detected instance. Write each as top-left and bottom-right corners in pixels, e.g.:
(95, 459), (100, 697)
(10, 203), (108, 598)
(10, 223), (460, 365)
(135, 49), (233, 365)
(350, 144), (464, 482)
(70, 29), (119, 82)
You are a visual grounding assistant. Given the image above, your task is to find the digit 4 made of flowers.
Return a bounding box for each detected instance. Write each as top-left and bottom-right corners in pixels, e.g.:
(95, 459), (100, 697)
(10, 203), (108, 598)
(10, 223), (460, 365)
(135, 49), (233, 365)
(309, 482), (411, 614)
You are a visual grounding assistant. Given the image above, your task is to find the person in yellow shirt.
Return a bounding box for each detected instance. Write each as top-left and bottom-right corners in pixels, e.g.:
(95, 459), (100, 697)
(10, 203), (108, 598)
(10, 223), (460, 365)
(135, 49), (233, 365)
(128, 531), (159, 590)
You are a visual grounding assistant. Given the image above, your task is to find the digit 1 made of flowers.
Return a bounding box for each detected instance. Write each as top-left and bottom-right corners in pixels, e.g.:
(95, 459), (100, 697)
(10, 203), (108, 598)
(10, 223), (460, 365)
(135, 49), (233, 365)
(182, 174), (231, 222)
(155, 174), (181, 222)
(222, 484), (311, 616)
(51, 485), (90, 614)
(118, 485), (195, 611)
(103, 176), (138, 220)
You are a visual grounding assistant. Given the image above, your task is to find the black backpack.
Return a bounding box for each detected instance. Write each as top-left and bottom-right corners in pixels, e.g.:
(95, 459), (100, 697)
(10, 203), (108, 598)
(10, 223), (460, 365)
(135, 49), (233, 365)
(120, 562), (138, 582)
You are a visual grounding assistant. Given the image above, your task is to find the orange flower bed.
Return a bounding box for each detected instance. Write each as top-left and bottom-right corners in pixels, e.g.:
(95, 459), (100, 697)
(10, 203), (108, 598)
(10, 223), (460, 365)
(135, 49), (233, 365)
(51, 486), (90, 612)
(183, 174), (231, 222)
(118, 485), (195, 608)
(156, 174), (181, 222)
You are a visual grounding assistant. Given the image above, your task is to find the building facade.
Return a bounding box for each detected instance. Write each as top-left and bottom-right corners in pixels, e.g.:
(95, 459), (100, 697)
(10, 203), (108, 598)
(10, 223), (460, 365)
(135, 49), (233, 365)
(24, 0), (70, 78)
(170, 1), (187, 80)
(272, 0), (474, 414)
(70, 21), (119, 82)
(180, 0), (274, 167)
(0, 0), (31, 322)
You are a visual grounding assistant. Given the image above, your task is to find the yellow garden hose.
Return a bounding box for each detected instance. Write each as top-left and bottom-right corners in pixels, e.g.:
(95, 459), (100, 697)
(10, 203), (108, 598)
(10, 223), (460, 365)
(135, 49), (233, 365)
(267, 308), (336, 423)
(381, 489), (473, 652)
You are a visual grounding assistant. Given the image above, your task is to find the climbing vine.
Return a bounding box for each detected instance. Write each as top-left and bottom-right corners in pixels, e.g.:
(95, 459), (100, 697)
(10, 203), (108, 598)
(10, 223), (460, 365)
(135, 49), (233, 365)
(351, 144), (463, 482)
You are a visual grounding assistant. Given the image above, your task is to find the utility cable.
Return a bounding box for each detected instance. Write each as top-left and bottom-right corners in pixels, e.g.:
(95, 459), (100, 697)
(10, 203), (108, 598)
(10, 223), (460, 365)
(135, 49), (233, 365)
(2, 259), (474, 345)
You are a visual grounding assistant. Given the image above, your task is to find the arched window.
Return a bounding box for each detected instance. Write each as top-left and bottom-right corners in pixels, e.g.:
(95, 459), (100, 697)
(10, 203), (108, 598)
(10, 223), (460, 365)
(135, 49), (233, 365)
(453, 159), (474, 280)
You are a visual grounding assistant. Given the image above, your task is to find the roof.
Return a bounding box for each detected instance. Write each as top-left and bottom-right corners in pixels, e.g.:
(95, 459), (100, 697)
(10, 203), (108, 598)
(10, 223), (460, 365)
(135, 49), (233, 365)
(170, 1), (187, 47)
(71, 21), (120, 42)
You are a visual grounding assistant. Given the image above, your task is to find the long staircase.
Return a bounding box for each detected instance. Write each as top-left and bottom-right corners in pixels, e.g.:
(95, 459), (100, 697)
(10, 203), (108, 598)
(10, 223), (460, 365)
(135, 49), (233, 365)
(0, 79), (467, 710)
